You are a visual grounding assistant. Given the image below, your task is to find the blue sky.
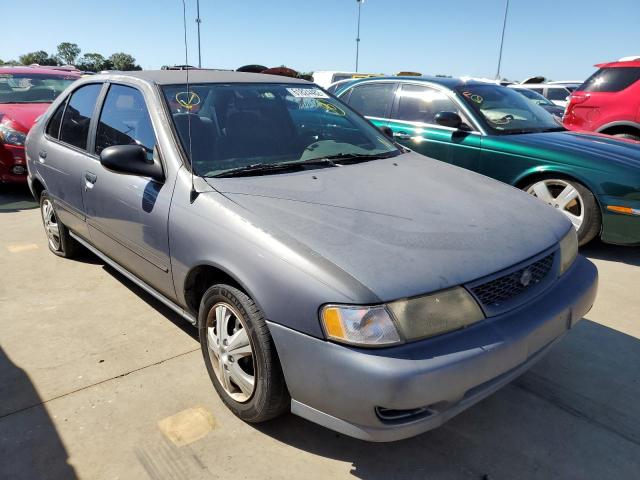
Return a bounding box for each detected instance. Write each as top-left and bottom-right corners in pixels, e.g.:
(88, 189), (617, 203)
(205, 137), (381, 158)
(2, 0), (639, 81)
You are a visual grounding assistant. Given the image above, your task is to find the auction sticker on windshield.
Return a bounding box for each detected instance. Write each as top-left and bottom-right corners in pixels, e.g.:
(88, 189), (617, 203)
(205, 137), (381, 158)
(286, 87), (329, 98)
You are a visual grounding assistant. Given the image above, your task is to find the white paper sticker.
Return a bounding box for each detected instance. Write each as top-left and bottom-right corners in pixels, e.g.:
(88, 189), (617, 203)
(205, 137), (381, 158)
(286, 87), (329, 99)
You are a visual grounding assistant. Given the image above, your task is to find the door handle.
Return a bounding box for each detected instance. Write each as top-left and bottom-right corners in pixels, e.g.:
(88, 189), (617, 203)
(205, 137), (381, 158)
(393, 132), (412, 140)
(84, 172), (97, 190)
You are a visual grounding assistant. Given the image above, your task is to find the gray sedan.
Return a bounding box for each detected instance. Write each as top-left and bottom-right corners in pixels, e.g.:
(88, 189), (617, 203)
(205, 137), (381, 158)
(26, 70), (598, 442)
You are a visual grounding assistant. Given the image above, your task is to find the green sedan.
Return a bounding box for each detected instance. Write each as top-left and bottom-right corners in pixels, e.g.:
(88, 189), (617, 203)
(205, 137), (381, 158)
(334, 77), (640, 246)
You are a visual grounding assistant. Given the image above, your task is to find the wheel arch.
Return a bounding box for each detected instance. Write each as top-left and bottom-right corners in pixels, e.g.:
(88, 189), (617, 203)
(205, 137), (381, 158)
(183, 262), (258, 318)
(513, 167), (598, 195)
(30, 176), (46, 201)
(597, 121), (640, 137)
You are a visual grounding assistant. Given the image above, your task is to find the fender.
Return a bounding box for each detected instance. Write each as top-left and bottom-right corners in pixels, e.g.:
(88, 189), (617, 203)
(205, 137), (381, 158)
(596, 120), (640, 133)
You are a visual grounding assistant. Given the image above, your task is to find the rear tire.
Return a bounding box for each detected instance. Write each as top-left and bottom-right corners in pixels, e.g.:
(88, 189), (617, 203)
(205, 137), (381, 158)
(198, 284), (289, 423)
(524, 178), (601, 246)
(39, 190), (78, 258)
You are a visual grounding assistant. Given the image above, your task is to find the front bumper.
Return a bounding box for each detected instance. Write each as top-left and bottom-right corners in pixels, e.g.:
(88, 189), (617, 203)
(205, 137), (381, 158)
(599, 195), (640, 246)
(268, 255), (598, 442)
(0, 144), (28, 183)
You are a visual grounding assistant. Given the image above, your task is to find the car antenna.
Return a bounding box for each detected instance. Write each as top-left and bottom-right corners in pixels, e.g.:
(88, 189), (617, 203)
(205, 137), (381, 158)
(182, 0), (198, 203)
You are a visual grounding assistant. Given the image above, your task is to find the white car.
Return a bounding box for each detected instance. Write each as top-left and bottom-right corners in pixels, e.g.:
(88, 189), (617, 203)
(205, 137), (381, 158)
(508, 83), (575, 108)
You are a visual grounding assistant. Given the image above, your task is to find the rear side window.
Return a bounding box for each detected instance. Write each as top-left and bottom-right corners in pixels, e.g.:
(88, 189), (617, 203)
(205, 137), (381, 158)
(46, 101), (66, 139)
(344, 83), (396, 118)
(579, 67), (640, 92)
(95, 84), (156, 160)
(59, 84), (102, 150)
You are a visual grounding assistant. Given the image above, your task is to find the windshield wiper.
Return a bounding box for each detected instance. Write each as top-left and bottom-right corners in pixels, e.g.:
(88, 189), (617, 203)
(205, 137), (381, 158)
(212, 158), (340, 178)
(310, 151), (399, 165)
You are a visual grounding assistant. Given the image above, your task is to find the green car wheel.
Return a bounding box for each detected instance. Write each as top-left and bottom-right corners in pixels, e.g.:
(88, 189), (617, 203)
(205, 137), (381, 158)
(525, 178), (601, 246)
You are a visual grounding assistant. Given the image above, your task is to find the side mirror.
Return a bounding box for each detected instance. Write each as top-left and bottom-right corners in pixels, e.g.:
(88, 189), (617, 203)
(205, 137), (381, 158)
(434, 111), (463, 129)
(379, 125), (394, 139)
(100, 145), (164, 181)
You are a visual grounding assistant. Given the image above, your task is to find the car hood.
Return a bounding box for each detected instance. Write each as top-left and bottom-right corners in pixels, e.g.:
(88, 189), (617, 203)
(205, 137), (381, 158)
(207, 153), (569, 301)
(501, 131), (640, 169)
(0, 103), (50, 132)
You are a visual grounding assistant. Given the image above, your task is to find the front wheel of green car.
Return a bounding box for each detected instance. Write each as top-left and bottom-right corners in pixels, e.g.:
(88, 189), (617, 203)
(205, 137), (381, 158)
(198, 284), (289, 423)
(525, 178), (601, 246)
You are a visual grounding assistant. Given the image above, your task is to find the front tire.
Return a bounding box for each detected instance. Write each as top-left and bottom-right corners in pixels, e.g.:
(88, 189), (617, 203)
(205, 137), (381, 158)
(525, 178), (601, 246)
(198, 284), (289, 423)
(39, 191), (78, 258)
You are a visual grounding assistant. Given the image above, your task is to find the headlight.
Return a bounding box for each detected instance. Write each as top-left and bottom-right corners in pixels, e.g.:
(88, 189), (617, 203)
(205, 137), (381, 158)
(559, 227), (578, 275)
(0, 123), (27, 146)
(321, 305), (402, 347)
(320, 287), (485, 347)
(388, 287), (485, 341)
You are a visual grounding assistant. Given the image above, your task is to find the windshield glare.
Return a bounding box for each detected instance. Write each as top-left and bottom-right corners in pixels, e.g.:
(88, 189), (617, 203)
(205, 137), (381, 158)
(161, 83), (399, 176)
(0, 73), (77, 104)
(456, 85), (560, 133)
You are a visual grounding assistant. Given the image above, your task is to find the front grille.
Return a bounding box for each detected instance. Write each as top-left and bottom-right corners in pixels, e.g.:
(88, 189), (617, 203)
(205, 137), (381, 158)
(471, 253), (554, 308)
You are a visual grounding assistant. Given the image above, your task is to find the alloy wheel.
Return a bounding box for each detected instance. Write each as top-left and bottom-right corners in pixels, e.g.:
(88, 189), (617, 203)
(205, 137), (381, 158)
(41, 199), (61, 251)
(206, 302), (256, 402)
(527, 179), (584, 231)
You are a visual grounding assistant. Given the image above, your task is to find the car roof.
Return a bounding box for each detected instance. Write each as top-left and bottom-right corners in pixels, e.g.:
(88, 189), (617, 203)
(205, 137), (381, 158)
(595, 60), (640, 68)
(342, 76), (486, 89)
(90, 69), (310, 85)
(0, 66), (81, 77)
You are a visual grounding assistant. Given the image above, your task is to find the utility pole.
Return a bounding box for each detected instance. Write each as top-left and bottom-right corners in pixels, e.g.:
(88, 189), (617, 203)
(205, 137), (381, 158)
(196, 0), (202, 68)
(496, 0), (509, 80)
(355, 0), (363, 72)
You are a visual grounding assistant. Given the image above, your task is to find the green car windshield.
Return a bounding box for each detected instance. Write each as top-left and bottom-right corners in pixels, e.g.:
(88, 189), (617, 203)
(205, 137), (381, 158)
(455, 84), (561, 134)
(162, 83), (400, 177)
(0, 73), (77, 104)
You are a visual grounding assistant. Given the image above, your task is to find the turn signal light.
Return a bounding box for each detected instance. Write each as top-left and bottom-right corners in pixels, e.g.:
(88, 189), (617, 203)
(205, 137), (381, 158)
(607, 205), (640, 216)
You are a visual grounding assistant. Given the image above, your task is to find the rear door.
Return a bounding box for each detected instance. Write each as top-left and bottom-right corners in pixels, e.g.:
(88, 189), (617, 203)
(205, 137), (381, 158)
(40, 83), (103, 238)
(387, 83), (482, 172)
(82, 83), (175, 298)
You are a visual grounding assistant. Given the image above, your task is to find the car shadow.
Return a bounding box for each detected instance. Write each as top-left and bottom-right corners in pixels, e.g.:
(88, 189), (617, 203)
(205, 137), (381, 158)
(252, 319), (640, 479)
(0, 184), (37, 212)
(0, 347), (78, 479)
(581, 239), (640, 267)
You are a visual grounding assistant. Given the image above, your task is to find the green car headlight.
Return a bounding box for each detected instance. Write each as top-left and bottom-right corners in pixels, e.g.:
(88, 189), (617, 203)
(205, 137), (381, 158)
(559, 227), (578, 275)
(388, 287), (485, 341)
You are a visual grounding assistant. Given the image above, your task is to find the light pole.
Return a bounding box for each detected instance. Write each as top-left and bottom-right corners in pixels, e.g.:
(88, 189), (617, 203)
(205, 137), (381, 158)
(355, 0), (363, 72)
(196, 0), (202, 68)
(496, 0), (509, 80)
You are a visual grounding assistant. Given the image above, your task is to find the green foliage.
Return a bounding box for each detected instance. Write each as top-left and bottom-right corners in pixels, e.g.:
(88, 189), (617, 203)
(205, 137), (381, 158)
(77, 53), (107, 72)
(19, 50), (59, 66)
(56, 42), (81, 65)
(108, 52), (141, 71)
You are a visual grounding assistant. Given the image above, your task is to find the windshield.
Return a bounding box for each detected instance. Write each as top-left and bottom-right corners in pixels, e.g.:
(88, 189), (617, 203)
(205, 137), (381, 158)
(0, 73), (77, 104)
(455, 84), (561, 134)
(162, 83), (400, 177)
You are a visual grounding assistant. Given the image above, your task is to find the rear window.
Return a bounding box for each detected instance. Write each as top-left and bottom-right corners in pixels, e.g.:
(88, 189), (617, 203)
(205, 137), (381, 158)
(579, 67), (640, 93)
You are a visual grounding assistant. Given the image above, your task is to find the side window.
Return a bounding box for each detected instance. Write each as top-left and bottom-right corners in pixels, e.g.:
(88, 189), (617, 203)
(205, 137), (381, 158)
(345, 83), (396, 118)
(546, 88), (570, 101)
(59, 84), (102, 150)
(395, 84), (463, 125)
(95, 84), (156, 160)
(46, 101), (66, 139)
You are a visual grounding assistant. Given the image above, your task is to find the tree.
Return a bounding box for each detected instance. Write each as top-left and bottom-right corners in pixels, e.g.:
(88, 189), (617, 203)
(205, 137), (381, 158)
(18, 50), (58, 66)
(108, 52), (141, 71)
(56, 42), (81, 66)
(77, 53), (106, 72)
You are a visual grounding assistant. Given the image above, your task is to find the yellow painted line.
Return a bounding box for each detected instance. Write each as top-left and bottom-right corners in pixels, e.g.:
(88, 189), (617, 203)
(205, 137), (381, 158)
(158, 406), (216, 447)
(7, 243), (39, 253)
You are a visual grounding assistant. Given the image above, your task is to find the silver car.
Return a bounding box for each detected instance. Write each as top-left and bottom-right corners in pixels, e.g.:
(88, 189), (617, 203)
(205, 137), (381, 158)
(26, 70), (598, 442)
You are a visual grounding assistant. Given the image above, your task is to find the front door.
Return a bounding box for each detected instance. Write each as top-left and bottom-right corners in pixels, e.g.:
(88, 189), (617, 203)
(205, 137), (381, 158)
(387, 83), (482, 172)
(82, 83), (175, 298)
(339, 81), (398, 130)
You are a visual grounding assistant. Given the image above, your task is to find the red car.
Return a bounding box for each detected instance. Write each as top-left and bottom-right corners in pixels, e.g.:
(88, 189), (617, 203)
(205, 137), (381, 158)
(0, 66), (79, 183)
(564, 59), (640, 140)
